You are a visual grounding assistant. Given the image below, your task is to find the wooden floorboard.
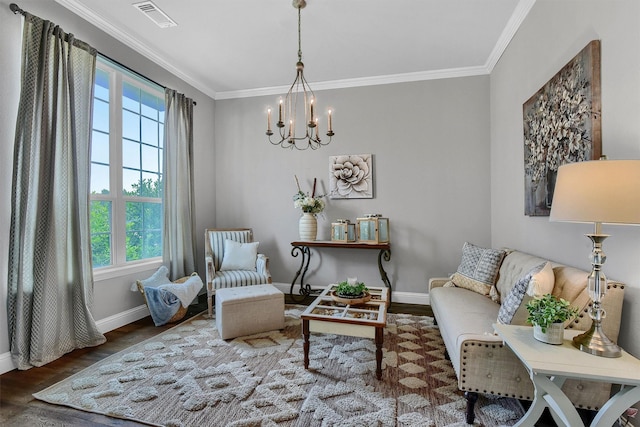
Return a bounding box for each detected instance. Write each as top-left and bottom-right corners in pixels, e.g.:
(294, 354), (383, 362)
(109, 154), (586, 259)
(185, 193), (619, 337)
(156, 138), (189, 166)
(0, 295), (433, 426)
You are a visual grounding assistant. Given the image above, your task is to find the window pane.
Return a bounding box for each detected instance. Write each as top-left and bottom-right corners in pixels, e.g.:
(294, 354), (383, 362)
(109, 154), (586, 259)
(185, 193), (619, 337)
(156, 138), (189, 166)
(91, 164), (110, 194)
(93, 99), (109, 133)
(126, 201), (162, 261)
(123, 81), (140, 113)
(141, 173), (161, 197)
(141, 117), (159, 146)
(90, 200), (112, 267)
(122, 110), (140, 140)
(122, 139), (141, 169)
(123, 168), (141, 195)
(141, 91), (159, 120)
(91, 130), (109, 163)
(142, 145), (159, 173)
(159, 123), (164, 146)
(95, 68), (109, 101)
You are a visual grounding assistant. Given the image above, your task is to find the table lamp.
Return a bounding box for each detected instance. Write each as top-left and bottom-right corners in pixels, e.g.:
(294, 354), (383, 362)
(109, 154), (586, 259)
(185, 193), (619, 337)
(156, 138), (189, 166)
(550, 159), (640, 357)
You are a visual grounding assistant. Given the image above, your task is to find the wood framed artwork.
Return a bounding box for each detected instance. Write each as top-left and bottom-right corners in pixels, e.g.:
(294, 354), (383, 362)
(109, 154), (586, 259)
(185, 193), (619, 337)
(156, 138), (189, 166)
(329, 154), (373, 199)
(523, 40), (601, 216)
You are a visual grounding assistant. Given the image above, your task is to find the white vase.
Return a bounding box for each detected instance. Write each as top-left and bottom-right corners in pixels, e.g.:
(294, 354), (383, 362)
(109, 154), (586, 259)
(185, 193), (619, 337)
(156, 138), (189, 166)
(533, 323), (564, 345)
(299, 212), (317, 241)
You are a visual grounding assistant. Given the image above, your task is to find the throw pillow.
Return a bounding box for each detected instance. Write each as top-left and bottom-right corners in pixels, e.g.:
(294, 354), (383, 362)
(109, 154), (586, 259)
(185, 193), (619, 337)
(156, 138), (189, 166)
(526, 261), (555, 297)
(451, 242), (506, 296)
(497, 262), (546, 325)
(220, 239), (259, 271)
(132, 265), (171, 291)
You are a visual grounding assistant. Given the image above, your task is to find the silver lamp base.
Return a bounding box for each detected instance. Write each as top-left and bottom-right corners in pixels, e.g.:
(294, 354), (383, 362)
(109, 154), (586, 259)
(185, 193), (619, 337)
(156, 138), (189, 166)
(572, 320), (622, 358)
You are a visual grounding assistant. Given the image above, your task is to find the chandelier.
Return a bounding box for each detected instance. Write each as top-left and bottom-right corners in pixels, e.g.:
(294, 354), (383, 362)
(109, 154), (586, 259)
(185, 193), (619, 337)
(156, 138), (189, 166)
(266, 0), (334, 150)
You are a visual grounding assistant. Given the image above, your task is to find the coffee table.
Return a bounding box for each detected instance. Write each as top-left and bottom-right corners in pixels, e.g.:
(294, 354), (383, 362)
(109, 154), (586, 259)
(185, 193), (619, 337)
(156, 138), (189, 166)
(300, 284), (389, 379)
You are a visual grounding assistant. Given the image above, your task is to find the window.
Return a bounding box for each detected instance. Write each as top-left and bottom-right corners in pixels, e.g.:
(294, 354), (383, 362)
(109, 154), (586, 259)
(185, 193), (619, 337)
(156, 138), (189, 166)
(90, 57), (165, 269)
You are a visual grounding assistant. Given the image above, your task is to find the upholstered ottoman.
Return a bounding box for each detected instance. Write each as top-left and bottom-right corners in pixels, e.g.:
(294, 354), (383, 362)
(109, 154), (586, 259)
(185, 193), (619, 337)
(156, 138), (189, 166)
(215, 284), (285, 339)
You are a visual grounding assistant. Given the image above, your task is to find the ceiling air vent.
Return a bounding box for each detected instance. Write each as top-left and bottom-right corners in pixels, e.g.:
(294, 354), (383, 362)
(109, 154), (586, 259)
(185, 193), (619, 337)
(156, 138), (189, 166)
(133, 1), (177, 28)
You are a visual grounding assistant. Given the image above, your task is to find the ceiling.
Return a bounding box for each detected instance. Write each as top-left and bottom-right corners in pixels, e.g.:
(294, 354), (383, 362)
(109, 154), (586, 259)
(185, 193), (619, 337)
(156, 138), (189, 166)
(55, 0), (535, 100)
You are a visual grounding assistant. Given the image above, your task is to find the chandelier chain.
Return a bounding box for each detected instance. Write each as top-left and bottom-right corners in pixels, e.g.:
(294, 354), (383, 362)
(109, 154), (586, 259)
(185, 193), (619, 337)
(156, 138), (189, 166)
(298, 6), (302, 63)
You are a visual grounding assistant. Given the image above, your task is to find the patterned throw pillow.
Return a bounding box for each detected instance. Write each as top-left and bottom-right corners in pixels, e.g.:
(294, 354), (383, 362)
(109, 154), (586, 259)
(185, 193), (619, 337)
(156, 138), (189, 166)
(497, 262), (546, 325)
(451, 242), (506, 296)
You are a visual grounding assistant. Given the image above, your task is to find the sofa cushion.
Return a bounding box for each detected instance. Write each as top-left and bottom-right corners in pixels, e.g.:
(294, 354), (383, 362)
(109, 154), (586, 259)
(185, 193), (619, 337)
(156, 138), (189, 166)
(451, 242), (506, 297)
(429, 285), (501, 375)
(498, 262), (545, 325)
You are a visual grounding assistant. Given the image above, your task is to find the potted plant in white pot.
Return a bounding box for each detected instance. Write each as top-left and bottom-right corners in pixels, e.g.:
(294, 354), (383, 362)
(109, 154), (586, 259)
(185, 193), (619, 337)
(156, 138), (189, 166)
(526, 294), (578, 344)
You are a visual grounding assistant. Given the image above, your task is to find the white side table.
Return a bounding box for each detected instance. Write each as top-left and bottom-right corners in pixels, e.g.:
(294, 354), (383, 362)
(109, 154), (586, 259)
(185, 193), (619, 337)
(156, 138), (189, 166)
(494, 324), (640, 427)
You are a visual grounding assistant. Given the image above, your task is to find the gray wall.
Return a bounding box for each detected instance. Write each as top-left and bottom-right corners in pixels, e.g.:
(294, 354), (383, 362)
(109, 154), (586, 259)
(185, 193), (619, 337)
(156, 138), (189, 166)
(214, 78), (492, 296)
(490, 0), (640, 356)
(2, 0), (638, 374)
(0, 0), (216, 365)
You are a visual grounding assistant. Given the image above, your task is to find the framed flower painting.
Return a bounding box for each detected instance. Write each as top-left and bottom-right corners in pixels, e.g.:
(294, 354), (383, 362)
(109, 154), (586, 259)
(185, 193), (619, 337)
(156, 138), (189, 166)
(523, 40), (602, 216)
(329, 154), (373, 199)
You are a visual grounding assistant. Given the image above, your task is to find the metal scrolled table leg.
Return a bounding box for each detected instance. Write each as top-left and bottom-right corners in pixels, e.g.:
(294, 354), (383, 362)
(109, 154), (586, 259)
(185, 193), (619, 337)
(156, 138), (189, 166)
(289, 245), (313, 302)
(377, 248), (392, 301)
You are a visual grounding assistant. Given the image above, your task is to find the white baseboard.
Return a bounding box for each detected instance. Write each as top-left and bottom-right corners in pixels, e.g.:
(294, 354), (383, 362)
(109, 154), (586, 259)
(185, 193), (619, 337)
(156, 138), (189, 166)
(0, 305), (151, 375)
(0, 289), (430, 376)
(95, 304), (150, 334)
(0, 351), (15, 375)
(271, 282), (430, 306)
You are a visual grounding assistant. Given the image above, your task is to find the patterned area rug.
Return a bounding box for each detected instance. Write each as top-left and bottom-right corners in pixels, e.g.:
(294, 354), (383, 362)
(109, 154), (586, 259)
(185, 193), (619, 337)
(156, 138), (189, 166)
(34, 307), (525, 426)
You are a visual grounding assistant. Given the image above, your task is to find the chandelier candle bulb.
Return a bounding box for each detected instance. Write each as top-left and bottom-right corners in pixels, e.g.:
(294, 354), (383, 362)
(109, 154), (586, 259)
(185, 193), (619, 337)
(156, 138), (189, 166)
(279, 98), (283, 123)
(267, 109), (272, 132)
(328, 110), (333, 132)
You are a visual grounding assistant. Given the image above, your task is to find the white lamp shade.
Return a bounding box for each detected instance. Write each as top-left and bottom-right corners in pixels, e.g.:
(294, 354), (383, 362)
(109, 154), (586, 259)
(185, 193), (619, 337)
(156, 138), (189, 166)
(550, 160), (640, 225)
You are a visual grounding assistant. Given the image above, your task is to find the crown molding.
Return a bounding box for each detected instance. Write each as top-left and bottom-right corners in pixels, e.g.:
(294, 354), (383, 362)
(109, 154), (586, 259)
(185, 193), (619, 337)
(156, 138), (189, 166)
(54, 0), (219, 99)
(216, 65), (490, 100)
(55, 0), (534, 101)
(485, 0), (536, 72)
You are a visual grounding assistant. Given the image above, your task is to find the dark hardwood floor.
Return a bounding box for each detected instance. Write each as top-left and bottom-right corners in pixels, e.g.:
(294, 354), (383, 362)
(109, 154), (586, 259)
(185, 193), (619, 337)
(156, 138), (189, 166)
(0, 295), (431, 426)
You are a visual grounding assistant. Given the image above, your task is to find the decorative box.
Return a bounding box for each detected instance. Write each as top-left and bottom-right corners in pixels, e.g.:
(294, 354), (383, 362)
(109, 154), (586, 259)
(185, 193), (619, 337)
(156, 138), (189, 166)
(356, 214), (390, 244)
(331, 219), (356, 242)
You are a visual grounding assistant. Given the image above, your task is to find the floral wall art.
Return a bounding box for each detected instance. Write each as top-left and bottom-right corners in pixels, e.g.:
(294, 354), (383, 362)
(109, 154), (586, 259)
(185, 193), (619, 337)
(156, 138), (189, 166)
(329, 154), (373, 199)
(523, 40), (601, 216)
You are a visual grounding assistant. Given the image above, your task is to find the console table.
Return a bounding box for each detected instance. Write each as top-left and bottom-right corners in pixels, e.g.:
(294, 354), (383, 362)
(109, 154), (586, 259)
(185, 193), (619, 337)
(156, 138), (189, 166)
(289, 240), (391, 302)
(494, 323), (640, 427)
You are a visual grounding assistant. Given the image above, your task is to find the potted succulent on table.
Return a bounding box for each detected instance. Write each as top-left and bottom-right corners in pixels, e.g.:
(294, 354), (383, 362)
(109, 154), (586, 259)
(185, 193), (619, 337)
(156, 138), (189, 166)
(332, 278), (370, 305)
(526, 294), (579, 344)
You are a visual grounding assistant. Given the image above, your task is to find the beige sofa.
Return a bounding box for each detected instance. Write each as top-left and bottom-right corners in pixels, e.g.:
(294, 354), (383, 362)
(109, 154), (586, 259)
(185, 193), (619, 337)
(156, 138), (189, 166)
(429, 249), (625, 424)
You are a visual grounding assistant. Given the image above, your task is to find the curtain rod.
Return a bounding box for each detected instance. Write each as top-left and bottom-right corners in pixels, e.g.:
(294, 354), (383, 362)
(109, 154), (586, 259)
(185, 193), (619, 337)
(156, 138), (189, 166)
(9, 3), (196, 106)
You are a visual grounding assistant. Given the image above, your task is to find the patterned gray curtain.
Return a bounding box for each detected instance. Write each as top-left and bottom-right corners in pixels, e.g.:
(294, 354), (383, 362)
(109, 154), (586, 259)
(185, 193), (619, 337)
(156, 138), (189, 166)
(163, 89), (196, 279)
(8, 12), (106, 370)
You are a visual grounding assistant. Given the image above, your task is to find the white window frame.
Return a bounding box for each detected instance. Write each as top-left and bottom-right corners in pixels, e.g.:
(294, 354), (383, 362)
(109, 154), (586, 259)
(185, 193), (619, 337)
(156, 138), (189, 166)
(91, 56), (165, 279)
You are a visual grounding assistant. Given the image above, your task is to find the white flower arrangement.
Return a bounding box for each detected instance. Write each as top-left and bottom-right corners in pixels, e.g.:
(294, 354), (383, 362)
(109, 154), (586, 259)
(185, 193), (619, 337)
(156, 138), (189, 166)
(293, 176), (325, 214)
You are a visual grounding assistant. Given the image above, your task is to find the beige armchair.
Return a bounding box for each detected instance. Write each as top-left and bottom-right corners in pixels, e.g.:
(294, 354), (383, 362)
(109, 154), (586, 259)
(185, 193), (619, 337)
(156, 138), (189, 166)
(204, 228), (272, 317)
